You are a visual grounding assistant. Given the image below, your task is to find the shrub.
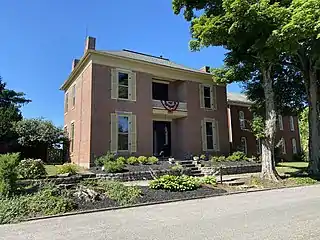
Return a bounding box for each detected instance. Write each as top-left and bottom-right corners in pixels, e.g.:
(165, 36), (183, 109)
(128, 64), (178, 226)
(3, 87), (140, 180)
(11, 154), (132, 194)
(17, 159), (47, 179)
(211, 155), (226, 163)
(0, 153), (20, 197)
(226, 151), (248, 162)
(289, 177), (318, 185)
(149, 175), (201, 192)
(138, 156), (148, 164)
(200, 176), (217, 186)
(127, 156), (139, 165)
(57, 163), (78, 175)
(104, 160), (125, 173)
(95, 152), (115, 166)
(147, 156), (159, 164)
(170, 163), (184, 174)
(292, 152), (307, 162)
(200, 154), (206, 160)
(116, 156), (126, 164)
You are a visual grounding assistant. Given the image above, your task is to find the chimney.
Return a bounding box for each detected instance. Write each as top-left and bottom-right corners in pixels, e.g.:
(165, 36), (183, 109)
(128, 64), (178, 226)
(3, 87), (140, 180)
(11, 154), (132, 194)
(72, 59), (80, 71)
(200, 66), (210, 73)
(85, 36), (96, 52)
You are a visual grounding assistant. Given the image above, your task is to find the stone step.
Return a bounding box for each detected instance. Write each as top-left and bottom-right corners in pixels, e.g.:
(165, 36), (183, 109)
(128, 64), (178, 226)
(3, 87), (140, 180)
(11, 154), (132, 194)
(191, 173), (204, 177)
(181, 164), (196, 168)
(190, 170), (202, 174)
(178, 160), (194, 164)
(225, 180), (245, 186)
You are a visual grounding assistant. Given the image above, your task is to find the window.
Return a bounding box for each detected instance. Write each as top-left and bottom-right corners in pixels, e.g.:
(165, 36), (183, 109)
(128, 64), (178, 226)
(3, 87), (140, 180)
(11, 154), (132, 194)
(72, 85), (76, 107)
(202, 119), (218, 151)
(256, 138), (261, 155)
(118, 116), (129, 151)
(64, 92), (68, 112)
(240, 137), (247, 155)
(200, 84), (216, 110)
(118, 72), (129, 99)
(206, 122), (214, 150)
(289, 116), (295, 131)
(239, 111), (245, 129)
(280, 138), (286, 155)
(70, 122), (75, 152)
(292, 138), (297, 154)
(278, 115), (283, 130)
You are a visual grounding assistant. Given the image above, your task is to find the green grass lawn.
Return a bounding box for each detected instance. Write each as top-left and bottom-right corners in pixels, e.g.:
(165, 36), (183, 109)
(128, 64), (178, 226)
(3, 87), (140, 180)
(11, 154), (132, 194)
(276, 162), (308, 176)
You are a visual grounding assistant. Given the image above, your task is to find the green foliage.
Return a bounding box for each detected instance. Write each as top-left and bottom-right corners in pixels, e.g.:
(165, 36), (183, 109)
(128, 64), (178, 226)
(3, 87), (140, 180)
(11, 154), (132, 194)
(103, 160), (125, 173)
(138, 156), (148, 164)
(17, 159), (47, 179)
(200, 154), (206, 160)
(299, 108), (308, 155)
(211, 156), (226, 163)
(251, 116), (266, 139)
(0, 185), (75, 224)
(292, 152), (307, 162)
(170, 163), (184, 174)
(0, 105), (21, 143)
(147, 156), (159, 164)
(0, 153), (19, 197)
(289, 177), (318, 186)
(149, 175), (201, 192)
(200, 176), (217, 186)
(84, 180), (141, 206)
(226, 151), (248, 162)
(116, 156), (126, 164)
(94, 152), (115, 167)
(57, 163), (78, 175)
(127, 156), (139, 165)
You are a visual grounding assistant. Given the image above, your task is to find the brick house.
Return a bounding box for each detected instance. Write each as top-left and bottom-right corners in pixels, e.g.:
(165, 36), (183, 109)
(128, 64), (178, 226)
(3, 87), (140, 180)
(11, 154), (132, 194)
(61, 37), (230, 168)
(227, 92), (301, 161)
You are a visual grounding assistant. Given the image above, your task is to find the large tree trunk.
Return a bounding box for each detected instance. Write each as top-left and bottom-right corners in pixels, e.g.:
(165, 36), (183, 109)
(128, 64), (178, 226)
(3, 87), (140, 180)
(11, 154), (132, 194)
(307, 70), (320, 175)
(261, 66), (280, 181)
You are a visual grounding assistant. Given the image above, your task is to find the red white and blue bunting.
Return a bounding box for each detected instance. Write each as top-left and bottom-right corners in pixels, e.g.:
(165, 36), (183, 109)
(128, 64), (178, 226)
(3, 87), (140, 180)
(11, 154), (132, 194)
(160, 100), (179, 112)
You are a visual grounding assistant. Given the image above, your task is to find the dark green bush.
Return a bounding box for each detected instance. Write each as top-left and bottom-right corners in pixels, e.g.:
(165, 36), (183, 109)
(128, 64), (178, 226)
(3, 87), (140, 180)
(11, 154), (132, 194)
(147, 156), (159, 164)
(104, 160), (125, 173)
(126, 156), (139, 165)
(226, 151), (248, 161)
(57, 163), (78, 175)
(0, 153), (19, 197)
(17, 159), (47, 179)
(292, 152), (307, 162)
(95, 152), (115, 166)
(149, 175), (201, 192)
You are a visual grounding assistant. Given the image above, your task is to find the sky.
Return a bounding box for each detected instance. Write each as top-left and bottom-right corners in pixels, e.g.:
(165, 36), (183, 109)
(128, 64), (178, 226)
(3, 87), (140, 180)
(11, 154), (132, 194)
(0, 0), (241, 127)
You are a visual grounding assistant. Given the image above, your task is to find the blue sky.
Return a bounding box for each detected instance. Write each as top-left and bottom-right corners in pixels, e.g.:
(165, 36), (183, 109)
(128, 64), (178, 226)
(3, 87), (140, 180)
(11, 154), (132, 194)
(0, 0), (241, 127)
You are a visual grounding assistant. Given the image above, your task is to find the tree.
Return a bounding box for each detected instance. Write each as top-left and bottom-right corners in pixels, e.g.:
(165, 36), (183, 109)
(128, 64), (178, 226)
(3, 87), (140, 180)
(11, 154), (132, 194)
(173, 0), (288, 180)
(14, 119), (67, 161)
(0, 77), (30, 108)
(299, 107), (309, 156)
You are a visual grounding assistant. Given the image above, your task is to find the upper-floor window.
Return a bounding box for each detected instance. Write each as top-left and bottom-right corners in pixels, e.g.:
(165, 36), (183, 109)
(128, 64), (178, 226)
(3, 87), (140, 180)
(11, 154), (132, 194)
(199, 84), (216, 110)
(71, 84), (76, 107)
(292, 138), (297, 154)
(64, 92), (69, 113)
(289, 116), (295, 131)
(111, 68), (136, 101)
(239, 111), (245, 129)
(278, 115), (283, 130)
(240, 137), (247, 155)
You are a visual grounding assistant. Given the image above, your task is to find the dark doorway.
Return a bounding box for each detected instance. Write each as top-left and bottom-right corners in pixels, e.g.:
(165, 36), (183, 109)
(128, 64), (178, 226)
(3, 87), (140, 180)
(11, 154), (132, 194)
(153, 121), (171, 157)
(152, 82), (168, 101)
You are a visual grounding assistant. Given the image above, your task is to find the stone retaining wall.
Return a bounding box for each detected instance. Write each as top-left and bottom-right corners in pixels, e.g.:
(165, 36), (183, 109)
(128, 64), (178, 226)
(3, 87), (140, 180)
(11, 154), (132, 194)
(201, 163), (261, 176)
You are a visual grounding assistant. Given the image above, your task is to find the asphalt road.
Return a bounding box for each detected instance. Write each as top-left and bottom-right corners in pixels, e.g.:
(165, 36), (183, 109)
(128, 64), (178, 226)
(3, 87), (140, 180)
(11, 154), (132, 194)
(1, 185), (320, 240)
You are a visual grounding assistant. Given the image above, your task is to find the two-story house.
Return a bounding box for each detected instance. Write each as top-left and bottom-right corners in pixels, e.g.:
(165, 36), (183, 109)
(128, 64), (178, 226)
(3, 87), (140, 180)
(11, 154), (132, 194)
(61, 37), (230, 168)
(227, 92), (301, 161)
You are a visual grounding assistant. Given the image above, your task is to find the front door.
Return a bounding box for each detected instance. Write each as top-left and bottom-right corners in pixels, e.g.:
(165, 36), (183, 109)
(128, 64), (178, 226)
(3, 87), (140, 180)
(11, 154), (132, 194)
(153, 121), (171, 157)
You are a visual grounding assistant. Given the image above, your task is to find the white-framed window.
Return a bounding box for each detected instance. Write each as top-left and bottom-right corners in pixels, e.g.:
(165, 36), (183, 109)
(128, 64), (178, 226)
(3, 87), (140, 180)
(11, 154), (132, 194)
(199, 84), (216, 110)
(292, 138), (297, 154)
(280, 138), (286, 155)
(70, 122), (75, 152)
(110, 112), (137, 153)
(278, 115), (283, 130)
(71, 84), (76, 107)
(256, 138), (261, 155)
(64, 92), (68, 113)
(201, 118), (219, 151)
(239, 111), (245, 129)
(111, 68), (136, 101)
(289, 116), (295, 131)
(240, 137), (247, 155)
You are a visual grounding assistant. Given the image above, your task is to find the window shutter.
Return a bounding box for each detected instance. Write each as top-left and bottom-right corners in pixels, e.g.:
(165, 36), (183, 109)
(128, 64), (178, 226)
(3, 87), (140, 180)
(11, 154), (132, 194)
(130, 114), (137, 152)
(111, 69), (118, 99)
(213, 86), (217, 110)
(130, 72), (137, 101)
(110, 113), (118, 152)
(210, 86), (215, 110)
(201, 120), (207, 151)
(199, 85), (204, 108)
(214, 120), (220, 151)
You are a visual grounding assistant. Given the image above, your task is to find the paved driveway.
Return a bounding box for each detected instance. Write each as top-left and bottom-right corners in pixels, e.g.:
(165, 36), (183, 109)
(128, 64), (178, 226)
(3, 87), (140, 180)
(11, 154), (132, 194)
(1, 185), (320, 240)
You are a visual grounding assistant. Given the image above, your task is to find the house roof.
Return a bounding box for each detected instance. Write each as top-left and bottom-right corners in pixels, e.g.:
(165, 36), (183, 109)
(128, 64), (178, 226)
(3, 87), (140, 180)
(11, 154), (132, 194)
(98, 49), (210, 74)
(227, 92), (252, 105)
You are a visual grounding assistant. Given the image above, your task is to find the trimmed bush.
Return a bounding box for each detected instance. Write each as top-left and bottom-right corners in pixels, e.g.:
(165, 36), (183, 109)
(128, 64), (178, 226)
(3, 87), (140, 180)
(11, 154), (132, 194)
(0, 153), (19, 197)
(170, 163), (184, 175)
(127, 156), (139, 165)
(227, 151), (248, 161)
(104, 160), (125, 173)
(200, 154), (206, 160)
(138, 156), (148, 164)
(149, 175), (201, 192)
(57, 163), (78, 175)
(147, 156), (159, 164)
(211, 156), (226, 162)
(116, 156), (126, 164)
(17, 159), (46, 179)
(95, 152), (115, 166)
(200, 176), (217, 186)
